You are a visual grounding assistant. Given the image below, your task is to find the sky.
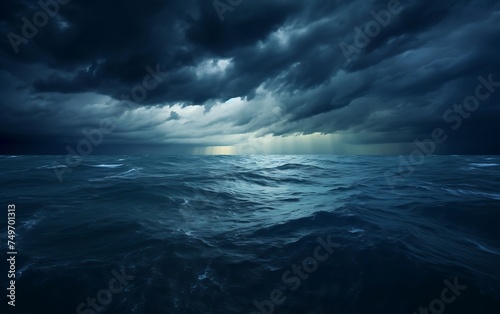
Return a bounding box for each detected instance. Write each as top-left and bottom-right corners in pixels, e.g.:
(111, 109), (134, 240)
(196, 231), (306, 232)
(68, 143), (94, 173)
(0, 0), (499, 155)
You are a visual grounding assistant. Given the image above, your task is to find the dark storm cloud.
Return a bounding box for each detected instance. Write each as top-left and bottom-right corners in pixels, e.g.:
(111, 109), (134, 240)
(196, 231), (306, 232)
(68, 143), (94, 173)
(1, 0), (500, 153)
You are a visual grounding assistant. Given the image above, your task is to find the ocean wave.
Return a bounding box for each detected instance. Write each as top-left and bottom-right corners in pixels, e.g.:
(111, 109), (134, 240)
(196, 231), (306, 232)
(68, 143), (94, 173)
(274, 163), (324, 171)
(469, 163), (499, 167)
(2, 155), (500, 313)
(88, 168), (143, 181)
(349, 227), (365, 234)
(36, 164), (69, 170)
(85, 163), (124, 168)
(466, 239), (500, 255)
(21, 218), (42, 230)
(444, 188), (500, 200)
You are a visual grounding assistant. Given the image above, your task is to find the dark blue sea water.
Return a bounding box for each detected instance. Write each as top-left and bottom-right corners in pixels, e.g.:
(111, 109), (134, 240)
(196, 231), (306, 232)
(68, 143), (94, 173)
(1, 155), (499, 314)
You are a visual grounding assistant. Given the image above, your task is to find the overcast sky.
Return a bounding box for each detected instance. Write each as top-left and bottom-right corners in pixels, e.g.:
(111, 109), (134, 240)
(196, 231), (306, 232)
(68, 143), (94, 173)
(1, 0), (499, 154)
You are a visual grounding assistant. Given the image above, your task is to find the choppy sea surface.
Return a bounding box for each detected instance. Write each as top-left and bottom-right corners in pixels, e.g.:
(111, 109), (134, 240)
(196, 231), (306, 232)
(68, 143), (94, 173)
(0, 155), (499, 314)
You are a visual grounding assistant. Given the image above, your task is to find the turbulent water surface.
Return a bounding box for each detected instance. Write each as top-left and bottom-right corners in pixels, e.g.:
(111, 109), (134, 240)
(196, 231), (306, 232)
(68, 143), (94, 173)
(1, 155), (499, 314)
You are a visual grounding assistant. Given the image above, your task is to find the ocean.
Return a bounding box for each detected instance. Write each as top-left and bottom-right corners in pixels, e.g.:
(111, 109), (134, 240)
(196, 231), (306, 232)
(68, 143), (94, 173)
(1, 155), (499, 314)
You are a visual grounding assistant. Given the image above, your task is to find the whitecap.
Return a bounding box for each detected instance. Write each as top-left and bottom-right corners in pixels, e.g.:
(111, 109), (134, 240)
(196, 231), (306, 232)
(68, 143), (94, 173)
(198, 272), (209, 281)
(21, 218), (41, 230)
(17, 262), (36, 279)
(178, 229), (193, 236)
(37, 164), (68, 170)
(466, 239), (500, 255)
(88, 167), (142, 181)
(444, 188), (461, 196)
(349, 228), (364, 234)
(88, 164), (123, 168)
(469, 163), (498, 167)
(113, 168), (141, 177)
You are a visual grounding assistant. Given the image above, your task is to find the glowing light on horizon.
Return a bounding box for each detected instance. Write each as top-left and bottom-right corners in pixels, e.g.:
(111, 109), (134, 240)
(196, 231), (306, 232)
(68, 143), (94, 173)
(195, 146), (235, 155)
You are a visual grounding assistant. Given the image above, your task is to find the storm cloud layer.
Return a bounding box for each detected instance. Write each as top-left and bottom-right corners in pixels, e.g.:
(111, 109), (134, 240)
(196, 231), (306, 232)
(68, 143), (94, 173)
(1, 0), (499, 154)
